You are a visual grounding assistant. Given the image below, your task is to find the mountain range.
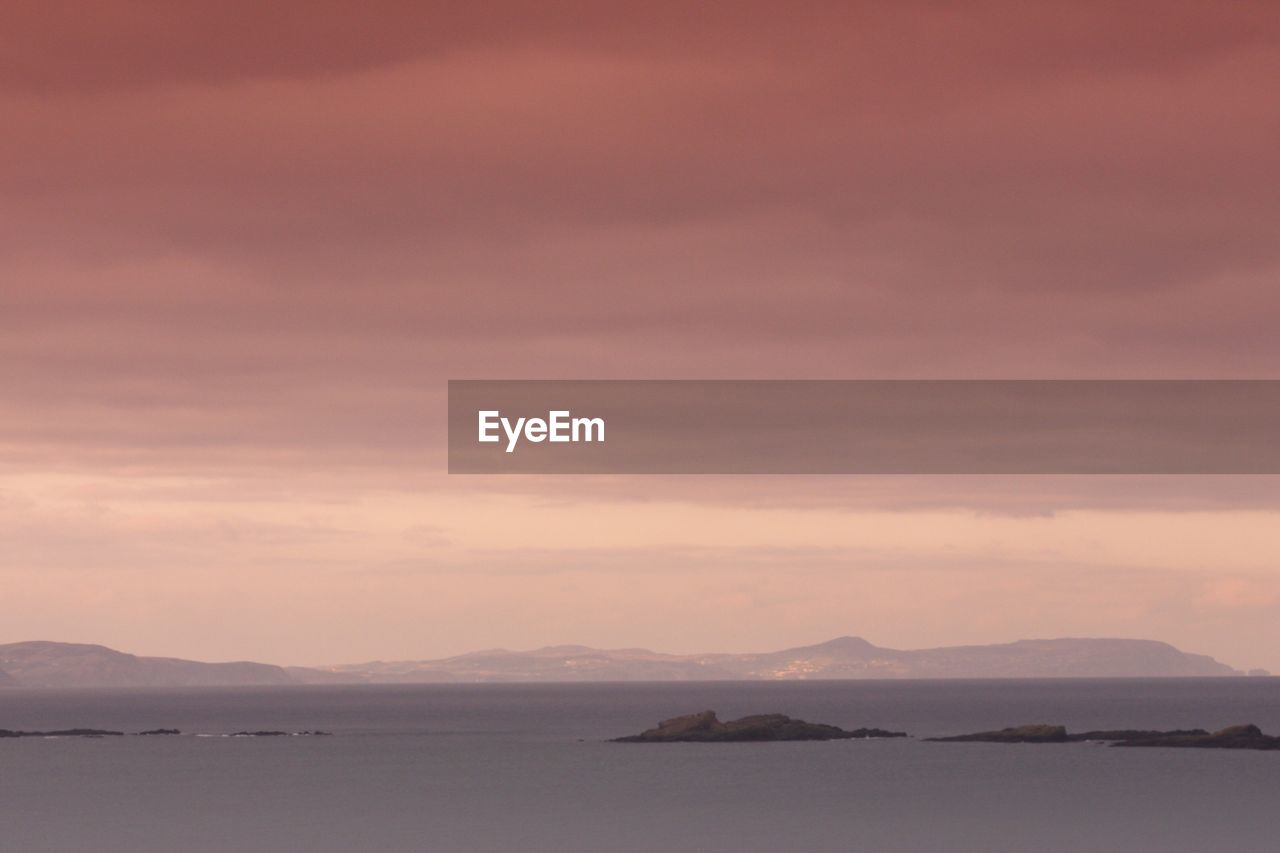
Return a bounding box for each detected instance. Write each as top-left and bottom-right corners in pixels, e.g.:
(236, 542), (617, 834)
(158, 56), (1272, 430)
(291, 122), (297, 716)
(0, 641), (292, 688)
(0, 637), (1260, 688)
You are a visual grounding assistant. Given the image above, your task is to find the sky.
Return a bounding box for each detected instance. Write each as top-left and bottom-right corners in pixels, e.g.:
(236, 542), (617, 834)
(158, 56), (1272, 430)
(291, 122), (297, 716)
(3, 1), (1280, 669)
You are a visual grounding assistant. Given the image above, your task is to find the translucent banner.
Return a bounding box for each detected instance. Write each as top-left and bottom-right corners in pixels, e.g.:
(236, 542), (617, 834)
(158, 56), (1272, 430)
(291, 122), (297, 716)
(448, 380), (1280, 474)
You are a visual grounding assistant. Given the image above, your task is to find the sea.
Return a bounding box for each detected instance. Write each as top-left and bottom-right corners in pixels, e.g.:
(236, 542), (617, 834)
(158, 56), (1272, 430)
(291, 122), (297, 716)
(2, 678), (1278, 852)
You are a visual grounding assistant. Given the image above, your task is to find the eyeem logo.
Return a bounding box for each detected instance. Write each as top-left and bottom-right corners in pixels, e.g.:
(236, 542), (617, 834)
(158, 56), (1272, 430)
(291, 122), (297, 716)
(477, 410), (606, 453)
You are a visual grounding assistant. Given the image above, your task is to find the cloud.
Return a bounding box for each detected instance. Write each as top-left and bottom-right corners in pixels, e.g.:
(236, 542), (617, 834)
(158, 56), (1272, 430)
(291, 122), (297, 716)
(3, 1), (1280, 663)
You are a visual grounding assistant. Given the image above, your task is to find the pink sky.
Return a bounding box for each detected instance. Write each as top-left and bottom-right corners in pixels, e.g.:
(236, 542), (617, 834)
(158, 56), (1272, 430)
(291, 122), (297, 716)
(3, 2), (1279, 668)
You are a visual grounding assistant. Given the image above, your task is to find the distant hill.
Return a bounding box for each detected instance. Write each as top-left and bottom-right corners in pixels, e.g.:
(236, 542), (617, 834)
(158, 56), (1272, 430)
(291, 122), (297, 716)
(0, 637), (1250, 688)
(297, 644), (743, 684)
(0, 641), (292, 688)
(298, 636), (1245, 684)
(703, 636), (1241, 680)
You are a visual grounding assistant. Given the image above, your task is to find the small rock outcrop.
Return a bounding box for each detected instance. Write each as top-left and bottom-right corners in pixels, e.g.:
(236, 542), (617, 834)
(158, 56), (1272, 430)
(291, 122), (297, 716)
(1068, 728), (1208, 742)
(927, 724), (1068, 743)
(613, 710), (907, 742)
(1113, 724), (1280, 750)
(929, 723), (1280, 750)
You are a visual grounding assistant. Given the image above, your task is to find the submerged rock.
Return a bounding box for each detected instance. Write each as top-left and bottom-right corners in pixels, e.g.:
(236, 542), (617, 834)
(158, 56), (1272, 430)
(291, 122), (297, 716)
(0, 727), (333, 739)
(0, 728), (124, 738)
(613, 710), (907, 742)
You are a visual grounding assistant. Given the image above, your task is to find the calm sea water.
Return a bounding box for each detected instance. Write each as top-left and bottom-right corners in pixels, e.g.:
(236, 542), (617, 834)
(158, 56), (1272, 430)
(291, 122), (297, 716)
(2, 679), (1279, 852)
